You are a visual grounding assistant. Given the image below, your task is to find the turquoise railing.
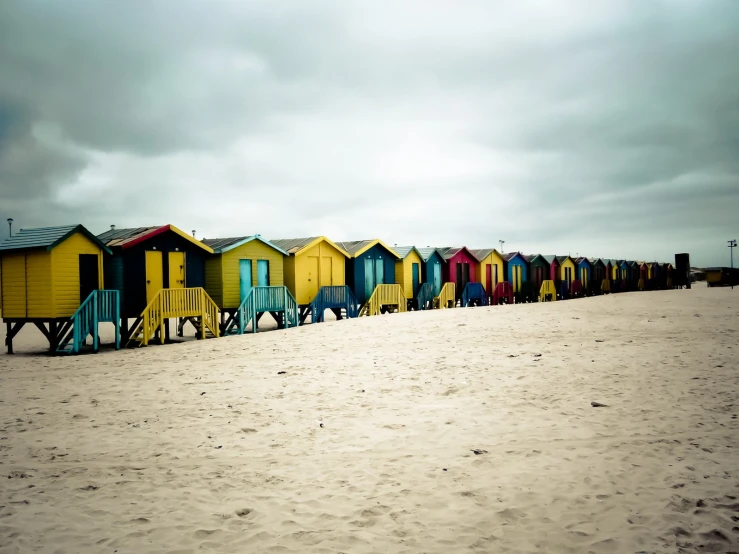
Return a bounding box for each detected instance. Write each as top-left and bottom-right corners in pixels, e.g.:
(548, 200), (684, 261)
(57, 290), (120, 354)
(309, 286), (359, 323)
(227, 286), (299, 334)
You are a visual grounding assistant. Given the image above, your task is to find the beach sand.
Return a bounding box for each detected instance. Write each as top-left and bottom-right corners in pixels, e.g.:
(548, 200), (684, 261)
(1, 287), (737, 553)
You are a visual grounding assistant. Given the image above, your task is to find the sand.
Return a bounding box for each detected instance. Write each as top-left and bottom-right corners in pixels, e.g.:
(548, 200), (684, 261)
(1, 287), (737, 554)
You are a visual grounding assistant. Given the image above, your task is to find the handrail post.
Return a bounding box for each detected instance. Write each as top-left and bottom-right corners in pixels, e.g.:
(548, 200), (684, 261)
(159, 292), (165, 345)
(200, 289), (206, 340)
(93, 292), (99, 352)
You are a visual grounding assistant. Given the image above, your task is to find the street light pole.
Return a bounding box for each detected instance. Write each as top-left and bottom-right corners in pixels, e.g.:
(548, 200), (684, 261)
(499, 240), (505, 254)
(7, 218), (13, 237)
(729, 239), (737, 289)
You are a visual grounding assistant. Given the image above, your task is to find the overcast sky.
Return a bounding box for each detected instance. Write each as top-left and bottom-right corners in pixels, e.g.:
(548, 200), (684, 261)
(1, 1), (737, 266)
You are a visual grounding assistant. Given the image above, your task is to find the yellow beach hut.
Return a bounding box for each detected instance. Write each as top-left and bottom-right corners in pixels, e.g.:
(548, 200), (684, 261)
(0, 225), (119, 354)
(269, 237), (352, 323)
(393, 246), (426, 309)
(202, 235), (296, 334)
(557, 255), (578, 298)
(469, 248), (505, 303)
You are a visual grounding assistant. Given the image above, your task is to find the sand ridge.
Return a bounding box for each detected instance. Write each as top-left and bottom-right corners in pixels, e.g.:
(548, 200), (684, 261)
(1, 287), (738, 553)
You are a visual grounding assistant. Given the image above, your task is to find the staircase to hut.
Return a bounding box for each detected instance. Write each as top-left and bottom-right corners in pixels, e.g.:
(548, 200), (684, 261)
(126, 288), (219, 347)
(433, 282), (456, 309)
(359, 284), (406, 316)
(223, 286), (298, 335)
(308, 286), (358, 324)
(460, 282), (488, 307)
(415, 283), (434, 310)
(56, 290), (121, 354)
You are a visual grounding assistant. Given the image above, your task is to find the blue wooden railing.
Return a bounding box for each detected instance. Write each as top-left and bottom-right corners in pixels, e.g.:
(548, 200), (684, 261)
(226, 286), (299, 335)
(56, 290), (120, 354)
(416, 283), (434, 310)
(309, 286), (359, 323)
(461, 282), (488, 307)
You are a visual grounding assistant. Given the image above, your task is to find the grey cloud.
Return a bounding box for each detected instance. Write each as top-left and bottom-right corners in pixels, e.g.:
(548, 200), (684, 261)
(0, 1), (737, 267)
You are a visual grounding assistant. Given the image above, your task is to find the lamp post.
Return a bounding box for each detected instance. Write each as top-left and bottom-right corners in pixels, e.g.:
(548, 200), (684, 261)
(7, 218), (13, 237)
(499, 240), (505, 254)
(729, 239), (737, 289)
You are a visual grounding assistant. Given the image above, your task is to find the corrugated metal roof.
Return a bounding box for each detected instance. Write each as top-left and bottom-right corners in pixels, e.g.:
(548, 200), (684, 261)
(468, 248), (494, 262)
(436, 247), (465, 260)
(416, 247), (443, 262)
(335, 240), (375, 256)
(269, 237), (321, 254)
(201, 237), (246, 250)
(393, 246), (415, 259)
(541, 255), (558, 264)
(504, 252), (526, 262)
(0, 225), (111, 254)
(556, 255), (571, 263)
(201, 235), (288, 255)
(97, 226), (164, 247)
(525, 254), (548, 264)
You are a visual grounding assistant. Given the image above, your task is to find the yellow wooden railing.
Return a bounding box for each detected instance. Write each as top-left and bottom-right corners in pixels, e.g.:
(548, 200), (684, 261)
(433, 282), (456, 309)
(539, 280), (557, 302)
(359, 284), (407, 316)
(129, 287), (219, 346)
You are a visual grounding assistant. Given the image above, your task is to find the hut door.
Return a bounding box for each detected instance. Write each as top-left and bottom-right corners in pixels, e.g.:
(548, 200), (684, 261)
(432, 263), (441, 296)
(320, 257), (332, 287)
(412, 263), (420, 296)
(493, 264), (498, 287)
(364, 258), (375, 299)
(145, 251), (164, 304)
(168, 252), (185, 289)
(486, 265), (492, 292)
(78, 254), (99, 303)
(375, 259), (384, 285)
(257, 260), (270, 287)
(239, 259), (253, 303)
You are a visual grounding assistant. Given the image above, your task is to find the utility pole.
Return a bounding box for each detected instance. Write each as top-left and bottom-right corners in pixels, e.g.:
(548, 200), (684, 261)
(499, 240), (505, 253)
(729, 239), (737, 289)
(7, 218), (13, 237)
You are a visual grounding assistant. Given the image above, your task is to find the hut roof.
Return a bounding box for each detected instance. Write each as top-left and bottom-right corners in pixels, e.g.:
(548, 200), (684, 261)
(97, 225), (213, 253)
(335, 239), (400, 259)
(436, 247), (472, 261)
(269, 237), (350, 257)
(503, 252), (526, 262)
(590, 258), (606, 267)
(201, 235), (287, 255)
(556, 255), (574, 264)
(0, 224), (112, 254)
(525, 253), (548, 264)
(541, 255), (559, 264)
(416, 247), (445, 262)
(392, 246), (424, 260)
(575, 256), (591, 265)
(468, 248), (500, 262)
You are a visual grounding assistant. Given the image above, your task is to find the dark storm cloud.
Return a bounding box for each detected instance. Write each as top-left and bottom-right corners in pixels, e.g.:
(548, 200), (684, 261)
(0, 1), (737, 266)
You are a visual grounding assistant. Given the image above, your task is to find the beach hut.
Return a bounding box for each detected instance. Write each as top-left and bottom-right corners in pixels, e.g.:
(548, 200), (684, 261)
(525, 254), (550, 296)
(269, 237), (352, 323)
(469, 248), (505, 303)
(647, 262), (661, 290)
(503, 252), (529, 300)
(437, 247), (479, 302)
(557, 256), (577, 298)
(638, 262), (648, 290)
(202, 235), (297, 334)
(0, 225), (119, 354)
(393, 246), (435, 310)
(625, 261), (639, 290)
(542, 255), (561, 294)
(335, 240), (401, 309)
(97, 224), (217, 346)
(417, 247), (446, 298)
(590, 258), (607, 294)
(575, 257), (592, 294)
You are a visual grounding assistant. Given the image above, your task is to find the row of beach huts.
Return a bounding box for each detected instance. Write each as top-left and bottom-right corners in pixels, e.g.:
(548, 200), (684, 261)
(0, 224), (682, 355)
